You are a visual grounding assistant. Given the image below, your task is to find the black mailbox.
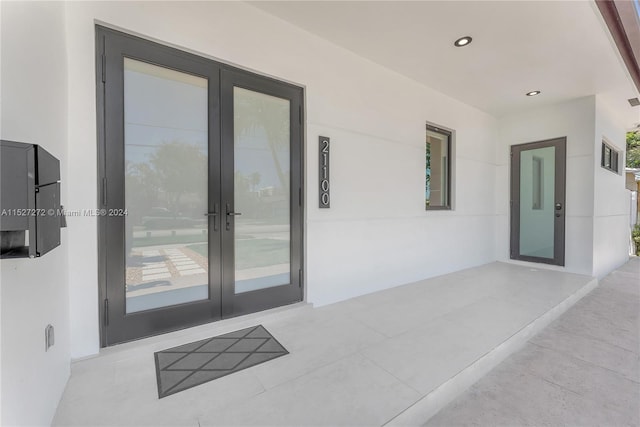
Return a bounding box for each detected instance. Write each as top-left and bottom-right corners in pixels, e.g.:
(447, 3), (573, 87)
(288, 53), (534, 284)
(1, 140), (65, 258)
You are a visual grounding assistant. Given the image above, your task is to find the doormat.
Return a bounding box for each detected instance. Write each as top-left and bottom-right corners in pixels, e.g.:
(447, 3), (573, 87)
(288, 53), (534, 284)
(154, 325), (288, 398)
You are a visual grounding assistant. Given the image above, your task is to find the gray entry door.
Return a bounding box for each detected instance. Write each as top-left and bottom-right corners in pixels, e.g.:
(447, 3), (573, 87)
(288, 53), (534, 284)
(97, 26), (303, 346)
(219, 69), (304, 319)
(510, 137), (566, 266)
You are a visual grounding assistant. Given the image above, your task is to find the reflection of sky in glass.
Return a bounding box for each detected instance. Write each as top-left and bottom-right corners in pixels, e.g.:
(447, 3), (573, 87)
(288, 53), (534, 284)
(124, 59), (207, 164)
(634, 0), (640, 18)
(235, 127), (289, 191)
(123, 57), (208, 220)
(125, 126), (206, 164)
(234, 87), (290, 192)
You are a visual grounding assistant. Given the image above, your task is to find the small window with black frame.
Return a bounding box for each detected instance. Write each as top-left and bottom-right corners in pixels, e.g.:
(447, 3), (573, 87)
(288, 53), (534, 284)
(601, 141), (620, 173)
(425, 124), (452, 210)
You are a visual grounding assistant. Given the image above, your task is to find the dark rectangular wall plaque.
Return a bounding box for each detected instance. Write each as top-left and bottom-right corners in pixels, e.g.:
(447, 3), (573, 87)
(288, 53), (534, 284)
(319, 136), (330, 208)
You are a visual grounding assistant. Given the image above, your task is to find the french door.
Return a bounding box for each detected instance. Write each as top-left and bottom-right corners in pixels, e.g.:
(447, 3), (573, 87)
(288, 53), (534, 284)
(510, 137), (566, 266)
(97, 27), (303, 346)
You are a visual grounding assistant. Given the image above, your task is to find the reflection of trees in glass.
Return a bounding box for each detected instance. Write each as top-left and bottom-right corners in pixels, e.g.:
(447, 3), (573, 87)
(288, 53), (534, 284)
(125, 140), (206, 229)
(125, 161), (159, 224)
(234, 93), (289, 191)
(235, 171), (255, 215)
(249, 172), (262, 192)
(150, 141), (206, 214)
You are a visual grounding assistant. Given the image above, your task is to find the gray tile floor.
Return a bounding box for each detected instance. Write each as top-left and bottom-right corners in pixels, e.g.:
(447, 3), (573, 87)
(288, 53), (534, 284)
(426, 258), (640, 427)
(53, 262), (605, 426)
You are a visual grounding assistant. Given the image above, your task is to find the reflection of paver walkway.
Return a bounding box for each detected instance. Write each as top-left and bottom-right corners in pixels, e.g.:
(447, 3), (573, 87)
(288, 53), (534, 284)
(162, 248), (206, 277)
(139, 250), (169, 281)
(131, 248), (206, 284)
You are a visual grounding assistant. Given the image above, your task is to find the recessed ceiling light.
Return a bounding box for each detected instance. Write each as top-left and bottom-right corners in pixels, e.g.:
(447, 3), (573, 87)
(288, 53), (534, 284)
(526, 91), (541, 97)
(454, 36), (472, 47)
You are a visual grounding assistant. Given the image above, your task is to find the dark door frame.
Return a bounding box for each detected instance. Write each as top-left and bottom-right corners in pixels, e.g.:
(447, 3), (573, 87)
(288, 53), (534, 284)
(510, 137), (566, 266)
(96, 26), (304, 347)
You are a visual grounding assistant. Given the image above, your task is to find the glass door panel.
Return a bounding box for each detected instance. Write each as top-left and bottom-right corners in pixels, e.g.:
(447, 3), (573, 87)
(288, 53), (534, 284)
(220, 68), (302, 318)
(233, 87), (291, 294)
(519, 146), (555, 259)
(123, 58), (209, 313)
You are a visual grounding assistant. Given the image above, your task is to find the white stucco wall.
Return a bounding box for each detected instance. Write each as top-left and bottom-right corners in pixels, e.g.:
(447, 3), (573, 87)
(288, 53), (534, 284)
(63, 1), (497, 358)
(0, 2), (70, 425)
(496, 96), (597, 274)
(593, 95), (630, 277)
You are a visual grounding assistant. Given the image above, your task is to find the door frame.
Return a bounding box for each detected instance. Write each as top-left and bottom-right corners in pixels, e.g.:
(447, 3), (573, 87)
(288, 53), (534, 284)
(96, 26), (304, 347)
(510, 137), (566, 266)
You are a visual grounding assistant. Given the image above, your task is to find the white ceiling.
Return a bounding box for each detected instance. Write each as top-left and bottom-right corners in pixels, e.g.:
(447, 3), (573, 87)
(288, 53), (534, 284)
(249, 1), (639, 124)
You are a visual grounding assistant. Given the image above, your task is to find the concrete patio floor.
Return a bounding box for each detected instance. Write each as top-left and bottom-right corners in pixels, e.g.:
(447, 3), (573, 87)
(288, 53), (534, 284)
(53, 261), (601, 426)
(426, 258), (640, 427)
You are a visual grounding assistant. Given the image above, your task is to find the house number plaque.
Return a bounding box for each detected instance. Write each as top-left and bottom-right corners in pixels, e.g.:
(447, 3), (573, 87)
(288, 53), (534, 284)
(319, 136), (330, 208)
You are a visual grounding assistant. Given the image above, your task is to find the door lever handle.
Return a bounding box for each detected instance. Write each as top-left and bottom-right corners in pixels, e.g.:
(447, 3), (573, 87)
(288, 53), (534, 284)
(227, 212), (242, 216)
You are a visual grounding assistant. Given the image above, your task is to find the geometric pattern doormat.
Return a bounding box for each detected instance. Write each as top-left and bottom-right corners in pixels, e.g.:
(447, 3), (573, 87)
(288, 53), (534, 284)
(154, 325), (288, 398)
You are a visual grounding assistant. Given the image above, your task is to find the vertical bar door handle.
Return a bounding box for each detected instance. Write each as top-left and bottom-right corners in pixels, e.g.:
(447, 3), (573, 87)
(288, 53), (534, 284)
(226, 203), (242, 231)
(205, 203), (219, 231)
